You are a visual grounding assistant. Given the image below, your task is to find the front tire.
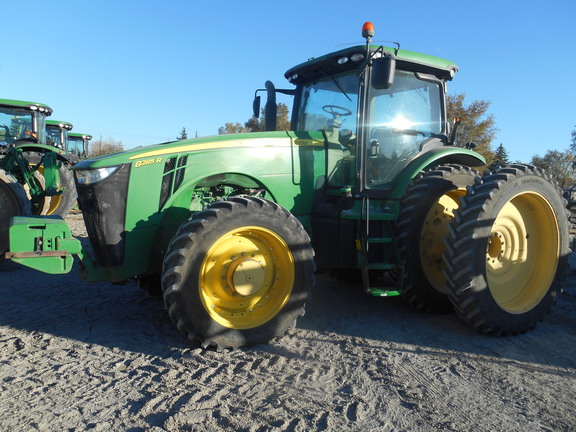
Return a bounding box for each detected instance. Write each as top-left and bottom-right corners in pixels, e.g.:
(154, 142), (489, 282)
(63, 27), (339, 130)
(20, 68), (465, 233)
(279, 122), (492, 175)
(162, 196), (315, 350)
(445, 164), (571, 334)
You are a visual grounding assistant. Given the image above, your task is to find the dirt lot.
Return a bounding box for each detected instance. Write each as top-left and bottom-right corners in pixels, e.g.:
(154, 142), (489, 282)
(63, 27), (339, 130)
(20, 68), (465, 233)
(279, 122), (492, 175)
(1, 213), (575, 431)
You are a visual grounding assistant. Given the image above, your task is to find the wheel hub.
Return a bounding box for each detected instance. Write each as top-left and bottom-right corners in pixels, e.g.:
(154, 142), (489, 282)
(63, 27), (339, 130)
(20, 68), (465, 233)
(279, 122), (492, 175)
(228, 258), (266, 296)
(487, 193), (559, 313)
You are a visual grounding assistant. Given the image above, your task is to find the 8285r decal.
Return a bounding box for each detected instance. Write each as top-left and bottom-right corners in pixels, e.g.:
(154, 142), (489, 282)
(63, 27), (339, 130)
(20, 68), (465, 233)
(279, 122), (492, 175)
(135, 158), (162, 168)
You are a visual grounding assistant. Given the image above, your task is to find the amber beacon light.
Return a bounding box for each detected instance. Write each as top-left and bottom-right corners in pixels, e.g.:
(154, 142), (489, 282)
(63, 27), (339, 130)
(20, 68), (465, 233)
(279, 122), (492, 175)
(362, 21), (375, 41)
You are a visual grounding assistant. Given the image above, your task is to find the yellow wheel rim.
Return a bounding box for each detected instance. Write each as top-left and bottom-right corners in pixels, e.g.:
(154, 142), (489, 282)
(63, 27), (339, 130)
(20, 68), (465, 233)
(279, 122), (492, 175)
(36, 166), (61, 215)
(200, 226), (295, 329)
(486, 192), (559, 313)
(421, 188), (467, 294)
(22, 171), (49, 215)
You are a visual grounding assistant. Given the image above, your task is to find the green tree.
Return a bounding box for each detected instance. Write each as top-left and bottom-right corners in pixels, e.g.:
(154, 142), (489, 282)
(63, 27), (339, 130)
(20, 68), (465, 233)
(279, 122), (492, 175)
(570, 125), (576, 152)
(219, 103), (291, 134)
(490, 143), (510, 169)
(447, 93), (498, 167)
(531, 149), (576, 188)
(177, 127), (188, 140)
(89, 137), (124, 157)
(275, 103), (291, 131)
(218, 122), (250, 135)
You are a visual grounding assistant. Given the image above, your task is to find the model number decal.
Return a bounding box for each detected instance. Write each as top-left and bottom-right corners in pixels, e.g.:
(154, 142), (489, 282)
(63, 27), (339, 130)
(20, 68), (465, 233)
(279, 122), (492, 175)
(135, 158), (163, 168)
(294, 139), (323, 147)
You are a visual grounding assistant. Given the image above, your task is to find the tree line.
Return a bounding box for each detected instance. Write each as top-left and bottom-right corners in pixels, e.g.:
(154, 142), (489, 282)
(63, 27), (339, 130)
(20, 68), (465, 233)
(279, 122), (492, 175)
(89, 137), (124, 157)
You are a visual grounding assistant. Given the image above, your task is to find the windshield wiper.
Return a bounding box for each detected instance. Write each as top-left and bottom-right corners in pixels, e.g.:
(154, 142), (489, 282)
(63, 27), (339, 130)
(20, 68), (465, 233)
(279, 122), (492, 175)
(321, 71), (352, 102)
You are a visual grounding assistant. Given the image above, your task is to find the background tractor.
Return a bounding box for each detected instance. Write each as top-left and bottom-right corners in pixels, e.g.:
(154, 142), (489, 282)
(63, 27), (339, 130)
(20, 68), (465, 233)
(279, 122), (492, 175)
(47, 120), (91, 164)
(67, 132), (92, 162)
(0, 99), (78, 257)
(46, 119), (73, 150)
(5, 23), (570, 350)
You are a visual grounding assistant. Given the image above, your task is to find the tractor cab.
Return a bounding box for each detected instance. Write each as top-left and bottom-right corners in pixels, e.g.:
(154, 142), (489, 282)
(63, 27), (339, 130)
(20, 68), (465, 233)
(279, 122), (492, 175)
(46, 120), (73, 150)
(255, 23), (481, 292)
(257, 23), (461, 202)
(67, 132), (92, 160)
(0, 99), (52, 150)
(287, 36), (456, 197)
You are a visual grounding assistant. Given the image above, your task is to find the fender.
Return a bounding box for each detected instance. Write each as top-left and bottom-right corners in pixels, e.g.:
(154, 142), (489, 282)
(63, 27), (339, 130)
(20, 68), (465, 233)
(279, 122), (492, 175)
(389, 147), (485, 200)
(16, 142), (72, 164)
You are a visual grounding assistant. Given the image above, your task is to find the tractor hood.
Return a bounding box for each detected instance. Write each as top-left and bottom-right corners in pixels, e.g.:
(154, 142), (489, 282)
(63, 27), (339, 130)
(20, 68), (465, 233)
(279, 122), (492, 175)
(72, 131), (299, 170)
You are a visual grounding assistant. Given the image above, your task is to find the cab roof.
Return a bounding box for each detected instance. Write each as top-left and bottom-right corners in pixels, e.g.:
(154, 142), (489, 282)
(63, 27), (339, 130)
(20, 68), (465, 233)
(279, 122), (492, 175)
(46, 119), (73, 130)
(285, 44), (458, 84)
(69, 132), (92, 140)
(0, 98), (53, 116)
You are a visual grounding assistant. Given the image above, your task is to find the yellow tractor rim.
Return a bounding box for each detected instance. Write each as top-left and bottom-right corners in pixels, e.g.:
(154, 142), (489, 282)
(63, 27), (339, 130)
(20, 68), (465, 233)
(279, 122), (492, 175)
(421, 188), (467, 294)
(199, 226), (295, 329)
(23, 170), (50, 215)
(486, 192), (559, 313)
(37, 166), (61, 215)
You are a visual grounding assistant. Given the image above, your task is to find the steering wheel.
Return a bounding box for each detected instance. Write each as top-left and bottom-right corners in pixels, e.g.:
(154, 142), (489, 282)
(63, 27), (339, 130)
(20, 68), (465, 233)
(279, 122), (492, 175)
(322, 105), (352, 119)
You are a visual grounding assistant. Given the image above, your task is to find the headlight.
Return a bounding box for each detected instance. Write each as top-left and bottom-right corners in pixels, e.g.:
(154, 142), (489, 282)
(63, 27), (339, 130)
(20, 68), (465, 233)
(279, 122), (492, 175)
(75, 166), (121, 185)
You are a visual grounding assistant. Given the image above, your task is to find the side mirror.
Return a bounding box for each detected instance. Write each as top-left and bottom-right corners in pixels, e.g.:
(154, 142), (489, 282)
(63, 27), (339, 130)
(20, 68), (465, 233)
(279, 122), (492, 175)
(371, 56), (396, 89)
(252, 95), (261, 119)
(264, 81), (277, 131)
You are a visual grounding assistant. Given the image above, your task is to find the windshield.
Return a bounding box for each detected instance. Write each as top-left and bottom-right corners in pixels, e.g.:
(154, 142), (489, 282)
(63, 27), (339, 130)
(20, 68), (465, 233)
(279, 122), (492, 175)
(292, 68), (444, 190)
(46, 127), (65, 148)
(295, 72), (359, 187)
(0, 107), (36, 147)
(294, 72), (359, 133)
(366, 70), (443, 188)
(68, 136), (85, 156)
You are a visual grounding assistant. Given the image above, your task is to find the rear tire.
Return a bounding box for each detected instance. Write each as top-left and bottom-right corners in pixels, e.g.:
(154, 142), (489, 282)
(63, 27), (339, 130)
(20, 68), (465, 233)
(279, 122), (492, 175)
(20, 151), (77, 217)
(39, 164), (77, 217)
(23, 171), (51, 215)
(397, 164), (479, 312)
(444, 164), (571, 334)
(0, 169), (31, 258)
(161, 196), (315, 350)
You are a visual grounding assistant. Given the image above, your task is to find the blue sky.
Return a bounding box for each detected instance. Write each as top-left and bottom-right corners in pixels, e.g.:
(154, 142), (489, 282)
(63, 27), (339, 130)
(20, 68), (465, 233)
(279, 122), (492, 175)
(2, 0), (574, 162)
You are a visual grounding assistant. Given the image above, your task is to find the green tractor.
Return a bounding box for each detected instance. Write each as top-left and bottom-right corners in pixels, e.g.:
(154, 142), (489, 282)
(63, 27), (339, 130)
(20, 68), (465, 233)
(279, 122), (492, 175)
(46, 119), (73, 150)
(5, 23), (570, 350)
(0, 99), (76, 256)
(0, 101), (77, 223)
(47, 120), (91, 164)
(67, 132), (92, 162)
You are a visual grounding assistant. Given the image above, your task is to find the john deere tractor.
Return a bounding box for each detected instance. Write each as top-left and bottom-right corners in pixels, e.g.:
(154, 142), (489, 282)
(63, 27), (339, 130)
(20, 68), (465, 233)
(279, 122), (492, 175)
(5, 23), (570, 350)
(46, 119), (73, 150)
(0, 100), (77, 232)
(67, 132), (92, 162)
(0, 99), (76, 256)
(47, 120), (91, 164)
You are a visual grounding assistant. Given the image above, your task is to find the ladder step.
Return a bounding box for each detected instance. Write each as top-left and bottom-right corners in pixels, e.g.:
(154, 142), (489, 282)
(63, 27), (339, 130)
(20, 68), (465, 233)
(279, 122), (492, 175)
(367, 288), (401, 297)
(365, 263), (396, 270)
(366, 237), (393, 244)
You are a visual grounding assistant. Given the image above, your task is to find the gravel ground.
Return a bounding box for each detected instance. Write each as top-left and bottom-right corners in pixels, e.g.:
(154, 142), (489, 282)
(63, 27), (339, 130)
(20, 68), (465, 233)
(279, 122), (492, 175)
(0, 213), (574, 431)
